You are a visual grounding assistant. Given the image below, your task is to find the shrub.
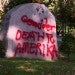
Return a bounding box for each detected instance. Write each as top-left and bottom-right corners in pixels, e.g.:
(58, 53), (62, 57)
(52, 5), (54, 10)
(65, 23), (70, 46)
(59, 34), (75, 59)
(0, 41), (5, 57)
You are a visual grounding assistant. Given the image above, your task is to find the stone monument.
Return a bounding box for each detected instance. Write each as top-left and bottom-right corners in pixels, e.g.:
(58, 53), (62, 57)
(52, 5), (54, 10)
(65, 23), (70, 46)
(0, 3), (58, 61)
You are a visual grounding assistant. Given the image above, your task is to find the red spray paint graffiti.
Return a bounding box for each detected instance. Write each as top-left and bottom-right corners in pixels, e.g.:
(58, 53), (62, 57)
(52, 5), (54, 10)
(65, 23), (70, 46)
(21, 15), (56, 31)
(14, 15), (58, 60)
(15, 29), (58, 60)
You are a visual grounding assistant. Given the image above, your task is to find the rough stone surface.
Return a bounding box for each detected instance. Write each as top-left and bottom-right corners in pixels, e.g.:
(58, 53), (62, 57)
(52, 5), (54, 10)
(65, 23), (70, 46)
(0, 3), (58, 61)
(0, 5), (21, 41)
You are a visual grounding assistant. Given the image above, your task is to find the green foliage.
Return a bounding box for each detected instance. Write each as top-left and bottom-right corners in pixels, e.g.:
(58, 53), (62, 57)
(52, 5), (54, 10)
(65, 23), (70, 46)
(4, 0), (32, 13)
(0, 41), (5, 57)
(57, 0), (75, 24)
(59, 34), (75, 54)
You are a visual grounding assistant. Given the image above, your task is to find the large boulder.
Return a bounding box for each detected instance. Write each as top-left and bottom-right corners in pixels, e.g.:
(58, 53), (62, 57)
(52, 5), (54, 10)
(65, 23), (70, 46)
(0, 3), (58, 61)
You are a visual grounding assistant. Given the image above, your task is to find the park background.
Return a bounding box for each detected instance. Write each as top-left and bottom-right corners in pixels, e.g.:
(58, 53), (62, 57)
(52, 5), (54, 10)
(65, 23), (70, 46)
(0, 0), (75, 75)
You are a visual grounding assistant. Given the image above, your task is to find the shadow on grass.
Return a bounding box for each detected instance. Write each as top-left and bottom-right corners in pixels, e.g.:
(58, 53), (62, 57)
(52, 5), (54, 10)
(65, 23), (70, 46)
(0, 58), (75, 75)
(59, 53), (75, 63)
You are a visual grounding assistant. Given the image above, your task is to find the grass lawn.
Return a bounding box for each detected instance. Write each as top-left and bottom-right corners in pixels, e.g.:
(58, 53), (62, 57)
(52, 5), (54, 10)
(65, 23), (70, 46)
(0, 54), (75, 75)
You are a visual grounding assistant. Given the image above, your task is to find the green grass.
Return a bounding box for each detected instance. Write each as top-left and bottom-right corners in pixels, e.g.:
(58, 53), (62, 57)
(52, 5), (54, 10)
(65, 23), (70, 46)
(0, 56), (75, 75)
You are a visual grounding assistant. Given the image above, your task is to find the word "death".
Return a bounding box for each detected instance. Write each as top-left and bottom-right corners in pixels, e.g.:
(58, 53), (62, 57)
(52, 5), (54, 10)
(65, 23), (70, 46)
(16, 29), (55, 44)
